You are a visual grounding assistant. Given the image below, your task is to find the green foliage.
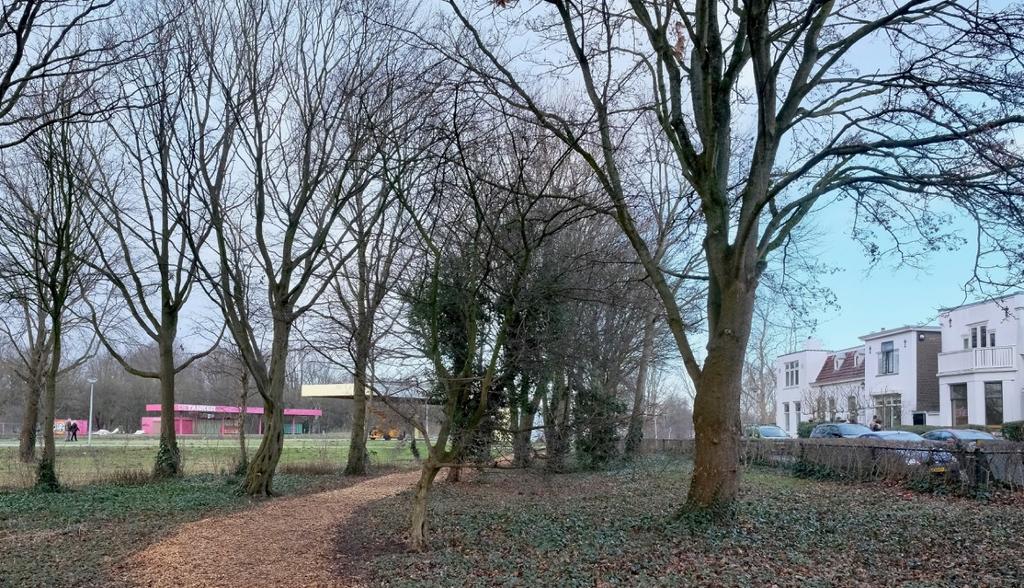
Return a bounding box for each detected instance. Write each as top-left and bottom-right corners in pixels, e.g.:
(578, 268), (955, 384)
(797, 421), (816, 438)
(1002, 421), (1024, 442)
(573, 383), (625, 469)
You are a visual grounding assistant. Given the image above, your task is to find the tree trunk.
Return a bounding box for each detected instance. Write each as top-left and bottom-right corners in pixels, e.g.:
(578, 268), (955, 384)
(512, 380), (540, 468)
(153, 329), (181, 479)
(344, 332), (370, 475)
(242, 319), (290, 496)
(18, 333), (47, 463)
(18, 381), (41, 463)
(409, 460), (441, 551)
(236, 367), (249, 475)
(544, 370), (571, 473)
(243, 401), (283, 495)
(625, 310), (656, 457)
(684, 283), (756, 514)
(36, 322), (61, 491)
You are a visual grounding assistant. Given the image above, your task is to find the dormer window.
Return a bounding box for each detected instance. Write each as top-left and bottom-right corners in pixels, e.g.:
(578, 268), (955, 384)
(834, 356), (842, 370)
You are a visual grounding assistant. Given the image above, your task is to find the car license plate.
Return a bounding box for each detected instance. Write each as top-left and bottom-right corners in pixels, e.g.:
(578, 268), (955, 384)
(930, 466), (946, 474)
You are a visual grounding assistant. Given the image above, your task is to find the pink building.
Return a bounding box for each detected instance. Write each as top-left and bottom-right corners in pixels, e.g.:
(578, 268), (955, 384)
(140, 403), (321, 436)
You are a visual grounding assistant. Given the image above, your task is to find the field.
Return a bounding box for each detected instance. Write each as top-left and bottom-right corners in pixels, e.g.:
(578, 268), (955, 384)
(0, 436), (420, 489)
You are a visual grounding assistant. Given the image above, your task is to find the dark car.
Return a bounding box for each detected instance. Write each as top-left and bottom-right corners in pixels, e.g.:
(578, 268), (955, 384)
(745, 424), (792, 439)
(921, 428), (996, 444)
(860, 430), (956, 471)
(809, 423), (872, 438)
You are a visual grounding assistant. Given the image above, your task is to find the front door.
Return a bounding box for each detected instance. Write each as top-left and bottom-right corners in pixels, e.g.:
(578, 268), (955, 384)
(950, 383), (968, 426)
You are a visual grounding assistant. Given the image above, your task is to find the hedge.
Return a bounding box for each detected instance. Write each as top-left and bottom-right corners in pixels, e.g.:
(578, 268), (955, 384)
(1003, 421), (1024, 442)
(797, 421), (816, 438)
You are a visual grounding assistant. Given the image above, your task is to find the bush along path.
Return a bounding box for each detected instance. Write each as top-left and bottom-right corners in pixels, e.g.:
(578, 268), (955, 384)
(125, 471), (419, 588)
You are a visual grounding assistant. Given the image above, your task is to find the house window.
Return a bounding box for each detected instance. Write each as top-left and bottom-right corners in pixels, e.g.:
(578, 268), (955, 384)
(847, 396), (859, 423)
(784, 361), (799, 387)
(968, 325), (992, 349)
(950, 384), (968, 426)
(783, 402), (790, 430)
(875, 394), (901, 429)
(912, 412), (926, 426)
(794, 401), (801, 419)
(985, 382), (1003, 426)
(878, 341), (898, 375)
(815, 397), (826, 420)
(963, 337), (969, 350)
(828, 397), (837, 421)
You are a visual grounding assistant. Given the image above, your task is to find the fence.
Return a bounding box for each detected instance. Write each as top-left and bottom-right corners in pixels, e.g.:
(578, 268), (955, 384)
(639, 437), (1024, 493)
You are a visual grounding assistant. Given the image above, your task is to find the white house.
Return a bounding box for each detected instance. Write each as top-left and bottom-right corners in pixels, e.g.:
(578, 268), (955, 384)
(773, 326), (942, 432)
(774, 338), (830, 435)
(860, 326), (942, 427)
(937, 293), (1024, 428)
(805, 346), (865, 423)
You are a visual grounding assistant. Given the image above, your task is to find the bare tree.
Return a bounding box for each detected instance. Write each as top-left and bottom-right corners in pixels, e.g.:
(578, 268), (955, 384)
(190, 0), (396, 496)
(0, 0), (135, 147)
(0, 94), (99, 489)
(439, 0), (1024, 513)
(83, 0), (220, 478)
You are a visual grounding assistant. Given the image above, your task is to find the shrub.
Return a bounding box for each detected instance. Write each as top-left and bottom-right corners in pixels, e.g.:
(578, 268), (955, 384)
(797, 421), (816, 438)
(1002, 421), (1024, 442)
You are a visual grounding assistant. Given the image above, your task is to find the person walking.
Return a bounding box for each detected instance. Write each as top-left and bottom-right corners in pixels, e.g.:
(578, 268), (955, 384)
(68, 420), (80, 442)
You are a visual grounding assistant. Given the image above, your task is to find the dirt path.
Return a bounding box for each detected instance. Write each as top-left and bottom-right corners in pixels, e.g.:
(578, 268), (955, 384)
(127, 471), (419, 588)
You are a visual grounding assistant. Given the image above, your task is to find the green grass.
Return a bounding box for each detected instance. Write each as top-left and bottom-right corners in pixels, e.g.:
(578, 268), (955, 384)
(350, 458), (1024, 587)
(0, 437), (421, 488)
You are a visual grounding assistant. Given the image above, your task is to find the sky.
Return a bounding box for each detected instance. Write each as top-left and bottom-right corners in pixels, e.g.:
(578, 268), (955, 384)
(796, 204), (987, 353)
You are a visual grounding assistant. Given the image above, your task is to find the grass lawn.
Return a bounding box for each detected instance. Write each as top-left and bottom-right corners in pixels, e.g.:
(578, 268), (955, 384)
(347, 459), (1024, 587)
(0, 437), (421, 488)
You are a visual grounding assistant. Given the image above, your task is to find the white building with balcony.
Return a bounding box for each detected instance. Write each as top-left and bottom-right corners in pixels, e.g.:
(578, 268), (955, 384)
(937, 293), (1024, 428)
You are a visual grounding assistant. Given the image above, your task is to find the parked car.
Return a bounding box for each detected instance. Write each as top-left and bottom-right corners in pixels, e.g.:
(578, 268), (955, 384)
(745, 424), (792, 439)
(921, 428), (996, 443)
(859, 430), (956, 472)
(809, 423), (872, 438)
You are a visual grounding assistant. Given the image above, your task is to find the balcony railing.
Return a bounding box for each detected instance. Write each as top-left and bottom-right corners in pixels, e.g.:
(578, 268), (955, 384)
(938, 345), (1017, 374)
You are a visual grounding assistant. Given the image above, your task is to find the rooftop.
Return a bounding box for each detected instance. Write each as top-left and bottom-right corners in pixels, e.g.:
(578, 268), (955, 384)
(812, 349), (865, 385)
(859, 325), (941, 340)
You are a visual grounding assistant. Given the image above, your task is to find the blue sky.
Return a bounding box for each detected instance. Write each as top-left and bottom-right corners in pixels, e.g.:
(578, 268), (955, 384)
(800, 204), (983, 352)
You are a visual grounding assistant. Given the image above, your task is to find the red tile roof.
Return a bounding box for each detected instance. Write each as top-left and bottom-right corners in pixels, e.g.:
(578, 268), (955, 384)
(813, 350), (865, 384)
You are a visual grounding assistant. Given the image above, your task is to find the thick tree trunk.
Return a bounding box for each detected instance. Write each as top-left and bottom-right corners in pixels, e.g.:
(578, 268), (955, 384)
(243, 401), (284, 495)
(409, 460), (441, 551)
(624, 310), (656, 457)
(153, 330), (181, 479)
(242, 319), (290, 496)
(344, 334), (370, 475)
(36, 322), (61, 491)
(685, 283), (756, 514)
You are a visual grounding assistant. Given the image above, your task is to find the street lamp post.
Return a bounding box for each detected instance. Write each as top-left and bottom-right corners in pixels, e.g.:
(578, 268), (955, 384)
(86, 377), (97, 446)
